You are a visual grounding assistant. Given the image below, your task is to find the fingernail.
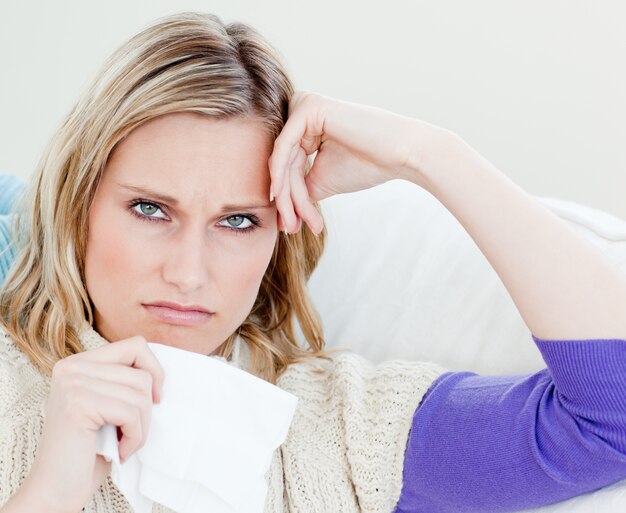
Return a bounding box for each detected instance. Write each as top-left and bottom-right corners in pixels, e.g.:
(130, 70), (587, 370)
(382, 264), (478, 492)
(270, 190), (274, 203)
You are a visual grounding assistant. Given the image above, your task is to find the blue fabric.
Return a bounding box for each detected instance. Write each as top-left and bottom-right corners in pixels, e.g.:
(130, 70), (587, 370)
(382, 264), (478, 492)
(0, 174), (26, 286)
(395, 335), (626, 512)
(0, 173), (25, 215)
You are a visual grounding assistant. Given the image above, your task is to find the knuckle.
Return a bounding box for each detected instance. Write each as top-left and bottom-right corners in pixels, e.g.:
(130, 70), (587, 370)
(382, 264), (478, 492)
(293, 89), (312, 104)
(127, 387), (145, 408)
(51, 360), (65, 380)
(52, 355), (78, 378)
(133, 337), (150, 353)
(290, 90), (303, 107)
(299, 90), (318, 109)
(137, 369), (153, 392)
(132, 336), (148, 347)
(52, 357), (68, 375)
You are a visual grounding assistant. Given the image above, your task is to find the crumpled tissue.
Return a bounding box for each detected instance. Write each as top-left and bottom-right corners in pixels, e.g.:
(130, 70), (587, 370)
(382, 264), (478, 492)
(95, 342), (298, 513)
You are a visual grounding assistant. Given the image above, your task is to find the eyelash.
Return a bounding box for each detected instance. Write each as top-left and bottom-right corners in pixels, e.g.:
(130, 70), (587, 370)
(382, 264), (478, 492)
(127, 199), (261, 235)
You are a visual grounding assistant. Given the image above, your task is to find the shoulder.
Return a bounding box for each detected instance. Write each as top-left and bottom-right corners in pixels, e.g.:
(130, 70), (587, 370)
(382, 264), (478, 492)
(0, 325), (48, 418)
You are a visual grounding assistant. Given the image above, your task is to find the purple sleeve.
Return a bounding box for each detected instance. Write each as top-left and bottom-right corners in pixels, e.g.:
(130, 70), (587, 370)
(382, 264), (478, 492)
(393, 336), (626, 513)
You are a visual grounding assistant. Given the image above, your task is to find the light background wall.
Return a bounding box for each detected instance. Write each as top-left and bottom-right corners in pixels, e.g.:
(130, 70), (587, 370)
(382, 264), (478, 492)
(1, 0), (625, 219)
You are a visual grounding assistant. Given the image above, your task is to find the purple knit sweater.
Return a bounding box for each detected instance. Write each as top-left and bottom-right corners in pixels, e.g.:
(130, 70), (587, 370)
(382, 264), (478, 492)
(395, 335), (626, 512)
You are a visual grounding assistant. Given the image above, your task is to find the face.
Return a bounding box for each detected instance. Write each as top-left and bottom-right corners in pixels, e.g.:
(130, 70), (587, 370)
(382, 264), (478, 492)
(85, 112), (278, 355)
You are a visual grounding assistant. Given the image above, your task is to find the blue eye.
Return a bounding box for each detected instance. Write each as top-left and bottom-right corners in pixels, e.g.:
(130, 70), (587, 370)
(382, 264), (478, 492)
(129, 201), (167, 221)
(222, 215), (250, 228)
(219, 215), (260, 234)
(128, 200), (261, 234)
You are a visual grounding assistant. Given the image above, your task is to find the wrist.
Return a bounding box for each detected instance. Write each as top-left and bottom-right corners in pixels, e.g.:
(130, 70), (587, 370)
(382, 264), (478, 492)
(399, 121), (464, 192)
(4, 475), (72, 513)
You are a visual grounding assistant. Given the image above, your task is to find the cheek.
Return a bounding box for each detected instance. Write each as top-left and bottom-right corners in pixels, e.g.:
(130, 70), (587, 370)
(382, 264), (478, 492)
(84, 211), (153, 306)
(220, 231), (277, 304)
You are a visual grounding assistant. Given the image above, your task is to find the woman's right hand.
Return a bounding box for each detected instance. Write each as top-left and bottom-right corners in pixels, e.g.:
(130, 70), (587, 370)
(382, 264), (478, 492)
(22, 336), (164, 513)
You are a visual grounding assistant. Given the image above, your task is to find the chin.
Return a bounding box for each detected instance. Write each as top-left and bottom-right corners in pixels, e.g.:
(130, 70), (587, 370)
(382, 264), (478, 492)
(144, 327), (220, 355)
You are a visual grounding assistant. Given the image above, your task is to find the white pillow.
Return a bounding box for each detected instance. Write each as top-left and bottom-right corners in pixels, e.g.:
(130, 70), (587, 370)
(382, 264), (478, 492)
(307, 179), (626, 375)
(303, 178), (626, 513)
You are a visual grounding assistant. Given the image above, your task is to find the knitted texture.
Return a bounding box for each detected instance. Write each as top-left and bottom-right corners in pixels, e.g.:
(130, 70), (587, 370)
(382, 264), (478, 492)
(275, 352), (447, 512)
(0, 324), (447, 512)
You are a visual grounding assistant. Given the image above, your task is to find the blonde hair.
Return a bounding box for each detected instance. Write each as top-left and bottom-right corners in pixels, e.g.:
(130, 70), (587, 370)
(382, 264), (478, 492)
(0, 11), (333, 383)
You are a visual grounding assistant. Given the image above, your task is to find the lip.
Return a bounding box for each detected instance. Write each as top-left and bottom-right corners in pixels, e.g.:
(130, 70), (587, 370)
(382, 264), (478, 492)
(142, 301), (215, 326)
(145, 301), (214, 314)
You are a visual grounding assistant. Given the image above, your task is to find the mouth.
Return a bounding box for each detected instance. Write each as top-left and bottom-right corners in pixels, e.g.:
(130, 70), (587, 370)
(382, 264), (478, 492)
(142, 301), (215, 326)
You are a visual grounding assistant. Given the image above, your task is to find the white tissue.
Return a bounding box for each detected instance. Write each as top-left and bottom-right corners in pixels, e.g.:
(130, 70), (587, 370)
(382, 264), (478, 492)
(95, 342), (298, 513)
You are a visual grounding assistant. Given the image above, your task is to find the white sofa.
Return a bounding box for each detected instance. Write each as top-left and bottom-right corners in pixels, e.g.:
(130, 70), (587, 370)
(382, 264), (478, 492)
(304, 179), (626, 512)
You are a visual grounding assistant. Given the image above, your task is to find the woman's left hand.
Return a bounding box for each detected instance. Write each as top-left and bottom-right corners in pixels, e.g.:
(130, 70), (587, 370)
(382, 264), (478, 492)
(268, 91), (445, 234)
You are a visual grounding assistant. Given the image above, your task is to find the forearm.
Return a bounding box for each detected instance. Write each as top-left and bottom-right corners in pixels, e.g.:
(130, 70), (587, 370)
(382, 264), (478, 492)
(1, 489), (39, 513)
(406, 127), (626, 340)
(1, 478), (69, 513)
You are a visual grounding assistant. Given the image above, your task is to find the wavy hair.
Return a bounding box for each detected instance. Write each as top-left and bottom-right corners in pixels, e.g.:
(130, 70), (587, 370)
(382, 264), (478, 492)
(0, 11), (332, 383)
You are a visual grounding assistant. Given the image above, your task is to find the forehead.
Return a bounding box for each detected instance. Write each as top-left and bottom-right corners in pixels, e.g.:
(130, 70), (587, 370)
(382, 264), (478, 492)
(104, 112), (274, 198)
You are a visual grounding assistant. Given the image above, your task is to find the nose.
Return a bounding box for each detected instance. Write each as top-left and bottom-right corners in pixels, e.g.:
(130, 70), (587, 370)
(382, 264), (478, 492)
(161, 225), (209, 294)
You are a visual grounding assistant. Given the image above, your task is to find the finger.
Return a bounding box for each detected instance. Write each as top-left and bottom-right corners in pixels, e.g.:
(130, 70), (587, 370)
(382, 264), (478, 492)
(289, 148), (324, 235)
(74, 361), (155, 403)
(82, 336), (164, 403)
(268, 140), (298, 198)
(116, 407), (143, 463)
(270, 98), (314, 196)
(275, 183), (299, 233)
(277, 212), (300, 233)
(275, 144), (301, 233)
(276, 209), (285, 232)
(83, 390), (143, 462)
(302, 144), (334, 203)
(78, 377), (151, 455)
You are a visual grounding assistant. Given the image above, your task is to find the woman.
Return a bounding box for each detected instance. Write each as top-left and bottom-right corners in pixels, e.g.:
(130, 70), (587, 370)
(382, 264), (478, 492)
(2, 10), (626, 513)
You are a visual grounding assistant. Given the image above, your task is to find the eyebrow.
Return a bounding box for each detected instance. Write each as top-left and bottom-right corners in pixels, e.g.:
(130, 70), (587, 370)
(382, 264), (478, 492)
(117, 183), (273, 211)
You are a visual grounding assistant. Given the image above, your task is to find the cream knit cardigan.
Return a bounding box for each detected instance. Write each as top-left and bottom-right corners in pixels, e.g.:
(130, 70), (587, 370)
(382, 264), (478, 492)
(0, 324), (447, 513)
